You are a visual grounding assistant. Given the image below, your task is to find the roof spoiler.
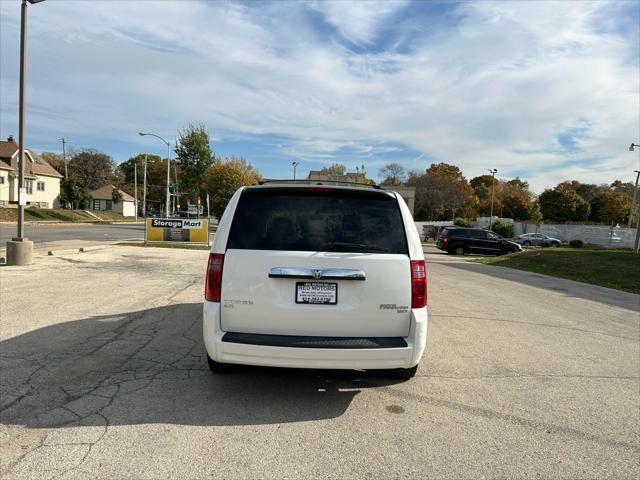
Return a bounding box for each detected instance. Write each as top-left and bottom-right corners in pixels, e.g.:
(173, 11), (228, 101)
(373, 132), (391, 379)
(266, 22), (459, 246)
(255, 179), (381, 189)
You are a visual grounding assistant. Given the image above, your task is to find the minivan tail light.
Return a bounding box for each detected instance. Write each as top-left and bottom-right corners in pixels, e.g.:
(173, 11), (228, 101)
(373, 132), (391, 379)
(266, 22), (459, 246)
(205, 253), (224, 302)
(410, 260), (427, 308)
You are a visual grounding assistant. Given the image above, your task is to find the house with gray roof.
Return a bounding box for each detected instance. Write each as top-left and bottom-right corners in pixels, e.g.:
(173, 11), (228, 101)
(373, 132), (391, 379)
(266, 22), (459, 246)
(0, 135), (63, 208)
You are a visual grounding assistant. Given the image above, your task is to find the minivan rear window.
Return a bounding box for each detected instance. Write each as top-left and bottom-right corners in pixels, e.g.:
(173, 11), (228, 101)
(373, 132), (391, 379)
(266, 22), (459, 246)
(227, 188), (408, 254)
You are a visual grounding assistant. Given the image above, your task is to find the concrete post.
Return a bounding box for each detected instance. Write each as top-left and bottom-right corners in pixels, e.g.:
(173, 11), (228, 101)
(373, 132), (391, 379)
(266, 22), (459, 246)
(6, 238), (34, 266)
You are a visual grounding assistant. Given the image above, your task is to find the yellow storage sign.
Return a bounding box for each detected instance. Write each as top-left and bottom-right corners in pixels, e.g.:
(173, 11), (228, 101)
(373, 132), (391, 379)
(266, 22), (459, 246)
(145, 218), (209, 244)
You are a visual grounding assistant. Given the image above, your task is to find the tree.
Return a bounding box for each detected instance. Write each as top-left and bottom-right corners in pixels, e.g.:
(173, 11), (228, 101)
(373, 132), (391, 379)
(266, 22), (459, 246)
(174, 123), (214, 201)
(538, 185), (590, 222)
(117, 154), (168, 208)
(111, 188), (123, 205)
(470, 175), (494, 200)
(530, 200), (543, 225)
(490, 220), (514, 238)
(205, 156), (262, 218)
(379, 163), (406, 186)
(470, 174), (503, 217)
(427, 162), (465, 180)
(60, 179), (91, 210)
(501, 178), (534, 220)
(408, 163), (476, 220)
(573, 182), (599, 203)
(319, 163), (346, 176)
(590, 190), (629, 224)
(40, 152), (66, 177)
(67, 149), (117, 190)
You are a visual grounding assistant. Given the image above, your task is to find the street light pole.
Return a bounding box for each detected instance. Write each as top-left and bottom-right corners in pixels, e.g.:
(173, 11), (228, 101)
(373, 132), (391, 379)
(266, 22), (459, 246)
(17, 0), (29, 240)
(139, 132), (171, 217)
(60, 137), (67, 179)
(292, 161), (298, 181)
(7, 0), (45, 266)
(488, 168), (497, 231)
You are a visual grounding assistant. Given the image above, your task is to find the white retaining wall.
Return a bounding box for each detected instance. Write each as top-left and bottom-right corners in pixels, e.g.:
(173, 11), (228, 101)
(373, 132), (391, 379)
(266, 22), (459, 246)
(514, 223), (637, 249)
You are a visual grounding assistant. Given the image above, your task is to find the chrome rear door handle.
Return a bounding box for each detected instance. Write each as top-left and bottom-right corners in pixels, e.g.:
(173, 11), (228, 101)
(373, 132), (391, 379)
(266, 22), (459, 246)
(269, 267), (366, 280)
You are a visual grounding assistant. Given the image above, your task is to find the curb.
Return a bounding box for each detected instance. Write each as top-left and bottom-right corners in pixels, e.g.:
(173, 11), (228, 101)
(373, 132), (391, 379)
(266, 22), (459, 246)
(47, 245), (108, 256)
(0, 221), (144, 226)
(1, 244), (110, 263)
(79, 245), (107, 252)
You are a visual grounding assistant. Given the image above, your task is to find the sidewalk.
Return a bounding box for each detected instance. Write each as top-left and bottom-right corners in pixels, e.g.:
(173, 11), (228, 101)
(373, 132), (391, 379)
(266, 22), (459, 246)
(0, 239), (134, 260)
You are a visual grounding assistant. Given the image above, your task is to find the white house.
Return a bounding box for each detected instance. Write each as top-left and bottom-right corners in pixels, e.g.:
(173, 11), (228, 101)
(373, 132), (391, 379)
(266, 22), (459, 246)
(0, 136), (62, 208)
(89, 185), (136, 217)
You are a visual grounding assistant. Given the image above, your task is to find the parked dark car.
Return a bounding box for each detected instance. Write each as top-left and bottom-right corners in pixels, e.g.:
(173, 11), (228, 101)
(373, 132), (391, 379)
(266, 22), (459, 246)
(436, 227), (521, 256)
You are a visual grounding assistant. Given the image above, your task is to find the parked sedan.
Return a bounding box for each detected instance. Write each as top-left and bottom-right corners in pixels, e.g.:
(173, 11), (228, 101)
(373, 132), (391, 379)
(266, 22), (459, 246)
(513, 233), (561, 247)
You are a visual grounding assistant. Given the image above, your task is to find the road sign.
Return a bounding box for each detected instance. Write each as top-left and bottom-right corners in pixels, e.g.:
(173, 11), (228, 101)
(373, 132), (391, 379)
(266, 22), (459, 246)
(18, 187), (27, 206)
(145, 218), (209, 244)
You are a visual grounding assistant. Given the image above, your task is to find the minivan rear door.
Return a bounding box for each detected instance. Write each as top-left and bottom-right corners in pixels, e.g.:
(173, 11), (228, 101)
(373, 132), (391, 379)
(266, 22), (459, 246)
(220, 187), (412, 337)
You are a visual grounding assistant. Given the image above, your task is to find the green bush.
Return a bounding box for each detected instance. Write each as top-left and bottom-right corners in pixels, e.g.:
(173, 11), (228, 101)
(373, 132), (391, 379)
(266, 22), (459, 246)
(569, 240), (584, 248)
(490, 220), (514, 238)
(454, 217), (471, 227)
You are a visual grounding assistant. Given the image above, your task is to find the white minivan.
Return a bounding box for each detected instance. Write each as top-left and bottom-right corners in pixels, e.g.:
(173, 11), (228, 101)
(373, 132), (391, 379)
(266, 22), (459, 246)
(203, 183), (428, 378)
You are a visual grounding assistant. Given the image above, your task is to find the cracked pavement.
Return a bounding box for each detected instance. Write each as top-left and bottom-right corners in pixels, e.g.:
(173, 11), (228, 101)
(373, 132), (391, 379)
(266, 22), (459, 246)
(0, 246), (638, 479)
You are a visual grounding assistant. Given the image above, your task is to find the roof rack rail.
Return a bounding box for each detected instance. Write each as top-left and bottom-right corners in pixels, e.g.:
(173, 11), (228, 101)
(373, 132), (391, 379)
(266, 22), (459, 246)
(256, 179), (381, 189)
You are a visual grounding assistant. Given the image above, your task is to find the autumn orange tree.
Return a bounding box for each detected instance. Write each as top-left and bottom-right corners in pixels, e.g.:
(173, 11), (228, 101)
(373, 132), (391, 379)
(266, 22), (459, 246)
(205, 156), (262, 218)
(408, 162), (476, 220)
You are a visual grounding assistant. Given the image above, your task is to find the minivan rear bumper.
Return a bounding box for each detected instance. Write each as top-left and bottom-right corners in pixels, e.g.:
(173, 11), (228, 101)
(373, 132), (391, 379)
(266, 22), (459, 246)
(203, 301), (428, 370)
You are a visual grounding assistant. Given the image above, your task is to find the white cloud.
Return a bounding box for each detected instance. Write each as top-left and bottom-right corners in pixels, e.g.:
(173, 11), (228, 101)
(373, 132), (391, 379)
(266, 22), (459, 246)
(0, 0), (638, 191)
(311, 0), (409, 44)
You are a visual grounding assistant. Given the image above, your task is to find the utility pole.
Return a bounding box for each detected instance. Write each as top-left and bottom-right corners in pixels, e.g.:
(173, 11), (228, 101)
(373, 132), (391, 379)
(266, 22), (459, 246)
(166, 142), (171, 216)
(60, 137), (67, 179)
(138, 132), (171, 218)
(488, 168), (498, 231)
(134, 161), (138, 222)
(173, 156), (179, 212)
(627, 170), (640, 229)
(142, 154), (147, 219)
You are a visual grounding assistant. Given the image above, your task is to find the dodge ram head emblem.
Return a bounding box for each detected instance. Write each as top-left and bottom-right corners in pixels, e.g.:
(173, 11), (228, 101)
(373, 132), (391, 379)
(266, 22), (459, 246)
(313, 269), (322, 279)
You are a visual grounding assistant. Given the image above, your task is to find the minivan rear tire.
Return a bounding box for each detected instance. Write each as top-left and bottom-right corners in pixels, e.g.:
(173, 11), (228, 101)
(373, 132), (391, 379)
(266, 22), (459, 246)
(207, 355), (235, 374)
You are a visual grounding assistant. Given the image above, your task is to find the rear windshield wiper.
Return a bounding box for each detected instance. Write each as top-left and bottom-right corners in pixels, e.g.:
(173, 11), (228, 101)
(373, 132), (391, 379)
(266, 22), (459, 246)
(328, 241), (390, 252)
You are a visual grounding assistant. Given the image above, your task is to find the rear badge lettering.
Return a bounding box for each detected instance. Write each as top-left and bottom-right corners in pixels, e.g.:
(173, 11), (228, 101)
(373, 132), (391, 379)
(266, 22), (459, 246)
(380, 304), (397, 310)
(380, 304), (409, 313)
(223, 299), (254, 308)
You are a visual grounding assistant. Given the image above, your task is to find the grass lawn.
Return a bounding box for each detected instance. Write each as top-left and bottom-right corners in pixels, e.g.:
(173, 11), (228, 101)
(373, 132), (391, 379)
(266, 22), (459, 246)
(473, 247), (640, 294)
(0, 208), (139, 223)
(117, 242), (210, 250)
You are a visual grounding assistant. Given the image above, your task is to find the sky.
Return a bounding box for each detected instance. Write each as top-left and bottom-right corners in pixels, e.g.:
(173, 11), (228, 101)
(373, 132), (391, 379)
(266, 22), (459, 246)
(0, 0), (639, 192)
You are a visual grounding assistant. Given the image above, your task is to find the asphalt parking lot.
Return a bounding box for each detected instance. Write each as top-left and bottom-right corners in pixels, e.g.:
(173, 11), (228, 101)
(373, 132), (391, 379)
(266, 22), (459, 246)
(1, 246), (638, 479)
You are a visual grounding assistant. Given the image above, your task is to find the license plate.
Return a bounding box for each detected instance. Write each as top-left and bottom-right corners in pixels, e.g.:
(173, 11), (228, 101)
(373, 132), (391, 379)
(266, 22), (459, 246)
(295, 282), (338, 305)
